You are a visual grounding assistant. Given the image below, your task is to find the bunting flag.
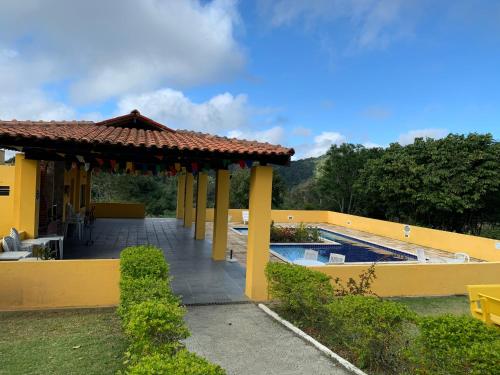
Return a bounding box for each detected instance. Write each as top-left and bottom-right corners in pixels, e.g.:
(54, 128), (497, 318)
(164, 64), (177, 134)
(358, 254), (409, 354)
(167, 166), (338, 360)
(76, 155), (85, 163)
(191, 162), (199, 173)
(71, 161), (77, 170)
(239, 160), (246, 169)
(246, 160), (253, 168)
(174, 163), (181, 172)
(95, 158), (104, 166)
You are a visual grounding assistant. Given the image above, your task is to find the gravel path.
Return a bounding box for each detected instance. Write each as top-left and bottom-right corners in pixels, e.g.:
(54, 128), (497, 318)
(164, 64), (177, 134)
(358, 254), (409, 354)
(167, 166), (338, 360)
(184, 303), (350, 375)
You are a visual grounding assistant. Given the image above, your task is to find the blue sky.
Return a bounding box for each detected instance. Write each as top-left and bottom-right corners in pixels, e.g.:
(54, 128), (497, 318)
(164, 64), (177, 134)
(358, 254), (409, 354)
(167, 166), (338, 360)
(1, 0), (499, 159)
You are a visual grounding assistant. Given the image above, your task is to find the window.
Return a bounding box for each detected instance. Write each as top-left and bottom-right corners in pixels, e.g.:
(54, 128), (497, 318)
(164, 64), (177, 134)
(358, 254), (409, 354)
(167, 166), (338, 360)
(0, 186), (10, 196)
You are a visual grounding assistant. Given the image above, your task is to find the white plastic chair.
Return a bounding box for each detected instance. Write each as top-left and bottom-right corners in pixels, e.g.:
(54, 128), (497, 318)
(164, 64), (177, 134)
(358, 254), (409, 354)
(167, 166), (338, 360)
(328, 253), (346, 264)
(446, 252), (470, 263)
(242, 210), (249, 224)
(1, 236), (15, 252)
(65, 203), (84, 240)
(416, 249), (427, 263)
(303, 249), (318, 261)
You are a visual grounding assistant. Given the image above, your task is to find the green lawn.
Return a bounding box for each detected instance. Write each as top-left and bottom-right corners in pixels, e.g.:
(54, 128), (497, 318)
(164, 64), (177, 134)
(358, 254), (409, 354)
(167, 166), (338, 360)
(0, 308), (126, 375)
(389, 295), (470, 316)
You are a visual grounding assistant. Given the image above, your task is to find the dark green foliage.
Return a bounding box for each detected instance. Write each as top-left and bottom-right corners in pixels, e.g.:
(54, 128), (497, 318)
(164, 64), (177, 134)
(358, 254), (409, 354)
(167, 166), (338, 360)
(125, 301), (190, 357)
(265, 262), (333, 326)
(120, 246), (168, 280)
(229, 168), (286, 209)
(126, 350), (226, 375)
(413, 315), (500, 375)
(92, 174), (178, 217)
(270, 222), (322, 243)
(118, 276), (178, 322)
(323, 296), (416, 374)
(317, 144), (383, 214)
(332, 264), (377, 297)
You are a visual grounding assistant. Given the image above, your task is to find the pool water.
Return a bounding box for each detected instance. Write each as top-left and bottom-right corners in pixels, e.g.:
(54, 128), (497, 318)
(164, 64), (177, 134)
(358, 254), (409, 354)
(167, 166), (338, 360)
(233, 226), (416, 263)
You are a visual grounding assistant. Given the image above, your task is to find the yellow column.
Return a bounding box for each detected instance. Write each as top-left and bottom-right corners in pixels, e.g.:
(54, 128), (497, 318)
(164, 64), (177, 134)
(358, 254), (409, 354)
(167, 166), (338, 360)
(245, 165), (273, 300)
(195, 172), (208, 240)
(13, 154), (40, 238)
(212, 169), (229, 260)
(176, 173), (186, 219)
(183, 172), (194, 227)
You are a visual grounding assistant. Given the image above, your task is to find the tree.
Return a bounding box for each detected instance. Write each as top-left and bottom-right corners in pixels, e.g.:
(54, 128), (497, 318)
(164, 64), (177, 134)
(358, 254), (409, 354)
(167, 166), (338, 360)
(316, 144), (383, 213)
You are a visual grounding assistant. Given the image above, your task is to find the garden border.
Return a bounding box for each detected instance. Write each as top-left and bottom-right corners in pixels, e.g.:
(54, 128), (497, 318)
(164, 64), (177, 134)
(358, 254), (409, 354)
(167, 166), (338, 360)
(258, 303), (368, 375)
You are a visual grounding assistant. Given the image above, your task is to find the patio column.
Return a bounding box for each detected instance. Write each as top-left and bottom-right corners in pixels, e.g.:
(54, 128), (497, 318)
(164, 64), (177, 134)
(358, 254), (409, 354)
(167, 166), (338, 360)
(13, 154), (40, 239)
(176, 173), (186, 219)
(212, 169), (229, 260)
(245, 165), (273, 300)
(194, 172), (208, 240)
(183, 172), (194, 227)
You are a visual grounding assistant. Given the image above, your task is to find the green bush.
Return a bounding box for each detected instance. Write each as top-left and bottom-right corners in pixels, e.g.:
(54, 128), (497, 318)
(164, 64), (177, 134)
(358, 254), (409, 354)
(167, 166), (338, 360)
(126, 350), (226, 375)
(120, 246), (168, 279)
(118, 276), (179, 322)
(265, 262), (333, 326)
(125, 300), (190, 357)
(414, 314), (500, 375)
(270, 222), (322, 243)
(323, 295), (416, 374)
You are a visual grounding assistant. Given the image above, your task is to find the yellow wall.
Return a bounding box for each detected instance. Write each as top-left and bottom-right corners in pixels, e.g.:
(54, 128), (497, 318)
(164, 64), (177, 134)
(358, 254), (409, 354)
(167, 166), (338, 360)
(310, 262), (500, 297)
(93, 202), (145, 218)
(0, 259), (119, 311)
(0, 164), (15, 236)
(327, 211), (500, 262)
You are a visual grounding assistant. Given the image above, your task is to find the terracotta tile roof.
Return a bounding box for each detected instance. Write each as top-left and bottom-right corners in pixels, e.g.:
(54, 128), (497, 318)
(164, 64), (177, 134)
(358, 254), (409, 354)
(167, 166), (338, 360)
(0, 111), (294, 163)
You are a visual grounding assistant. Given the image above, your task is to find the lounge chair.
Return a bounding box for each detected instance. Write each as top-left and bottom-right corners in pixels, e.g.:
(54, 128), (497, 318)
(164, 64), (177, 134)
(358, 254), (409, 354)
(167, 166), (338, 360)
(327, 253), (346, 264)
(242, 210), (249, 225)
(1, 236), (16, 252)
(416, 249), (428, 263)
(303, 249), (319, 261)
(446, 252), (470, 263)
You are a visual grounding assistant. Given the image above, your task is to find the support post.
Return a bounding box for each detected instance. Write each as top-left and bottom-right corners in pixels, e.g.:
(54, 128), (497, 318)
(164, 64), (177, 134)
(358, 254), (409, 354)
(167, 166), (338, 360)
(212, 169), (230, 260)
(183, 173), (194, 227)
(176, 173), (186, 219)
(195, 172), (208, 240)
(245, 165), (273, 300)
(13, 154), (40, 239)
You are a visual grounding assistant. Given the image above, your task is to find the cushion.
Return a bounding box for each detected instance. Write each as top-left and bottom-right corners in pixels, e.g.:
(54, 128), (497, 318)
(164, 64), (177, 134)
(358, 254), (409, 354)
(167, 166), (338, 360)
(9, 228), (22, 251)
(1, 236), (15, 252)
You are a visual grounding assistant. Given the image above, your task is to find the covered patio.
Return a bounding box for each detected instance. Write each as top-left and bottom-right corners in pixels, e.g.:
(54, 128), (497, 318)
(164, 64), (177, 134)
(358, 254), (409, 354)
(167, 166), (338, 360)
(0, 110), (294, 301)
(65, 218), (247, 305)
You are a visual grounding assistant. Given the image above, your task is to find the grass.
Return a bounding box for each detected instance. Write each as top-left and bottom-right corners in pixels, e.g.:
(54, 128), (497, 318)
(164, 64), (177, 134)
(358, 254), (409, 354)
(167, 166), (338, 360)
(389, 295), (470, 316)
(0, 308), (126, 375)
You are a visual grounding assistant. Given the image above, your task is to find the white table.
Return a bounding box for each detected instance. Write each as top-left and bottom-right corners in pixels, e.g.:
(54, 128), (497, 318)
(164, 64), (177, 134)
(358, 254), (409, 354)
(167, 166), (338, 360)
(22, 236), (64, 259)
(293, 259), (325, 266)
(0, 251), (31, 261)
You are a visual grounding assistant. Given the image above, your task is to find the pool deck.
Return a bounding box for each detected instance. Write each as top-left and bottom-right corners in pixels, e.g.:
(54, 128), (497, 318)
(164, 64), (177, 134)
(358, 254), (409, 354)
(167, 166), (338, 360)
(211, 221), (481, 266)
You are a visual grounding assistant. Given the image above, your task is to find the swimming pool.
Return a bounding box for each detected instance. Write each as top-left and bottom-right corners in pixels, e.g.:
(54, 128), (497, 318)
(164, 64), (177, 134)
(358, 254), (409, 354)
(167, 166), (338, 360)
(233, 226), (417, 263)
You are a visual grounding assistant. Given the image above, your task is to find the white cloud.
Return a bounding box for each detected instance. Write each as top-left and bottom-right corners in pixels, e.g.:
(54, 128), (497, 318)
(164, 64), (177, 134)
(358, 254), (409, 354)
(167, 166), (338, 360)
(0, 0), (244, 104)
(228, 126), (286, 145)
(292, 126), (312, 137)
(299, 131), (347, 158)
(257, 0), (419, 50)
(117, 88), (248, 133)
(397, 128), (448, 145)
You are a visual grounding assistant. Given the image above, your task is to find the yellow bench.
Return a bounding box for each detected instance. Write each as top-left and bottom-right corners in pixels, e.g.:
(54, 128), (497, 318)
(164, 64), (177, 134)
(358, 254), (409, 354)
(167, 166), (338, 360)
(467, 284), (500, 326)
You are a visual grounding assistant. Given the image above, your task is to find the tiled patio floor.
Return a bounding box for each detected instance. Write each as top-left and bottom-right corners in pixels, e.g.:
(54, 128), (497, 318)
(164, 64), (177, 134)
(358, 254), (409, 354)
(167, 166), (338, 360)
(65, 218), (247, 305)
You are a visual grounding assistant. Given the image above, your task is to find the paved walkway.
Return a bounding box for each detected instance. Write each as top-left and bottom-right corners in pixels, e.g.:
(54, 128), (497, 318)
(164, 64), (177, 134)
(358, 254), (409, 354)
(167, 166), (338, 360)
(184, 304), (349, 375)
(66, 218), (247, 304)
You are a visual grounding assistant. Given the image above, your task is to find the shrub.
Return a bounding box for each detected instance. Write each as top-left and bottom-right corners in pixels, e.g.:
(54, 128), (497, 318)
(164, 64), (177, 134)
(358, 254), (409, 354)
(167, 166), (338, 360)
(265, 262), (333, 326)
(120, 246), (168, 279)
(270, 222), (322, 243)
(118, 276), (179, 322)
(332, 263), (377, 297)
(126, 350), (226, 375)
(323, 295), (416, 374)
(125, 300), (190, 357)
(413, 314), (500, 375)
